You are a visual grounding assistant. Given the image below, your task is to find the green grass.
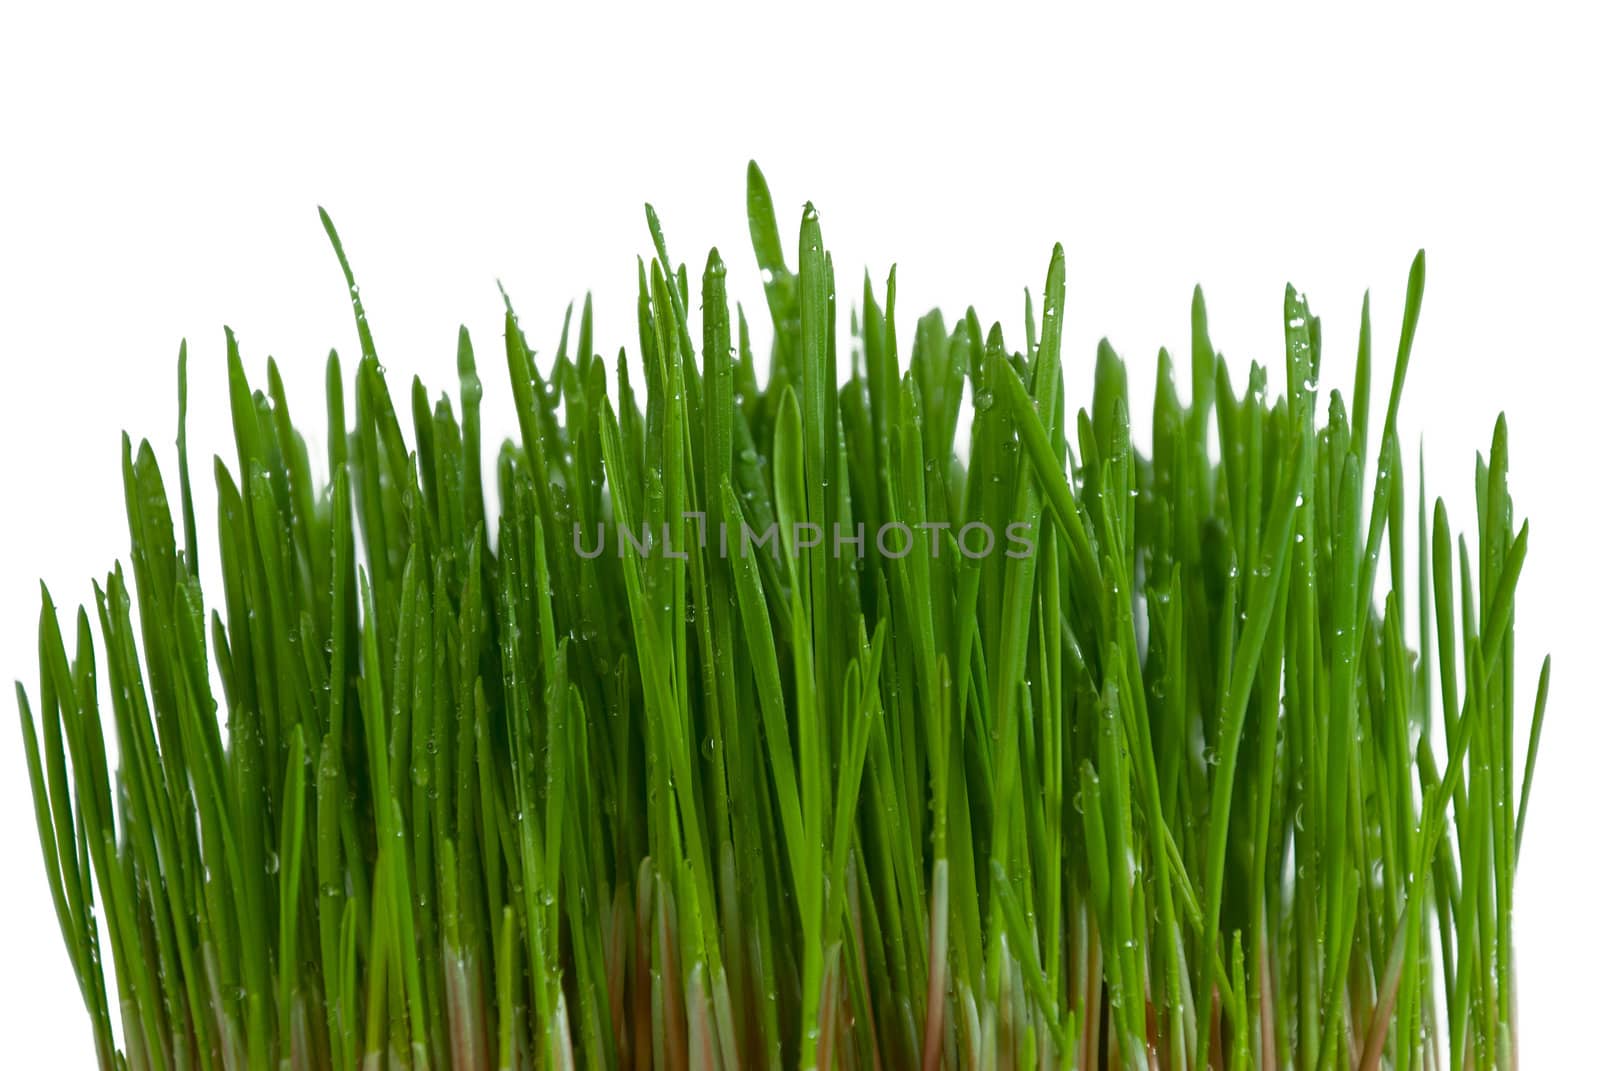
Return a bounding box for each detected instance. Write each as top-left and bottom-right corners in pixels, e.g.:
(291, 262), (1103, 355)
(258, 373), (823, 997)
(17, 162), (1548, 1071)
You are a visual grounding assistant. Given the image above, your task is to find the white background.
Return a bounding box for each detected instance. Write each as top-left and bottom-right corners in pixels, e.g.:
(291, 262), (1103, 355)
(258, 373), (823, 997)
(2, 2), (1594, 1065)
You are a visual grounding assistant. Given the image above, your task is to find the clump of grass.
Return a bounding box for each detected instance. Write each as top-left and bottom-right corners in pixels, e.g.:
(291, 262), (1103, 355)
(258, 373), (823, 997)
(18, 162), (1548, 1071)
